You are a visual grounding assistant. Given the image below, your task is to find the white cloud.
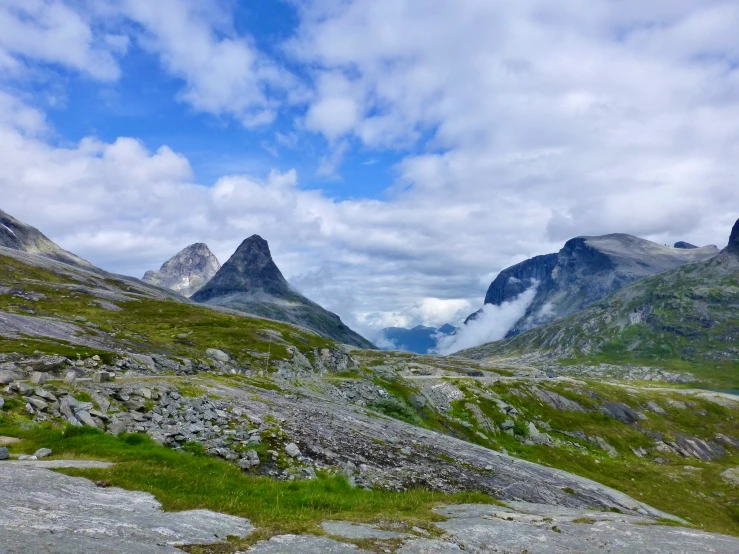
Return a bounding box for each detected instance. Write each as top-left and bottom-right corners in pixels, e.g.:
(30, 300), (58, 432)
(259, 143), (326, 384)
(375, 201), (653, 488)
(0, 0), (121, 80)
(117, 0), (297, 126)
(434, 285), (538, 355)
(2, 0), (739, 344)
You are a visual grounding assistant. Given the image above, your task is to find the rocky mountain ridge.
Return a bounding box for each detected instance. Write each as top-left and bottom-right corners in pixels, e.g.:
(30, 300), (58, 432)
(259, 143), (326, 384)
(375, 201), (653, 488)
(469, 232), (718, 336)
(143, 243), (220, 298)
(460, 219), (739, 376)
(192, 235), (375, 349)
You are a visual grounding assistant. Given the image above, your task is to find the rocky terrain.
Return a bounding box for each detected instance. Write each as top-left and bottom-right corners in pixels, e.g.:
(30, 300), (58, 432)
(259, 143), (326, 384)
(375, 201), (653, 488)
(466, 233), (718, 335)
(191, 235), (374, 349)
(1, 208), (739, 552)
(143, 243), (221, 298)
(460, 220), (739, 386)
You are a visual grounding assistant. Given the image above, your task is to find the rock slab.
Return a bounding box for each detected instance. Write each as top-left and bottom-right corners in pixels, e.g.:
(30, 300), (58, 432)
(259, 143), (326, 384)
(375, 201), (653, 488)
(0, 461), (253, 553)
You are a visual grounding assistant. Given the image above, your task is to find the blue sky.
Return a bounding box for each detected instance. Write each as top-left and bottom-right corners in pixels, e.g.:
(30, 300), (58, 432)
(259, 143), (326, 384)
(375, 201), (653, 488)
(1, 0), (738, 344)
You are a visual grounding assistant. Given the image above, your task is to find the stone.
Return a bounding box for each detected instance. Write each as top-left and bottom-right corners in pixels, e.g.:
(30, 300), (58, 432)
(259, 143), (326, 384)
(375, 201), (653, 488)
(320, 521), (411, 540)
(599, 402), (646, 424)
(18, 455), (37, 460)
(75, 410), (100, 428)
(0, 461), (254, 551)
(590, 436), (618, 458)
(27, 397), (49, 411)
(0, 447), (8, 460)
(93, 371), (114, 383)
(206, 348), (230, 362)
(34, 448), (52, 459)
(720, 467), (739, 486)
(0, 437), (20, 447)
(0, 397), (4, 410)
(644, 401), (666, 415)
(499, 419), (514, 431)
(0, 370), (17, 385)
(30, 372), (47, 385)
(240, 534), (371, 553)
(285, 443), (301, 458)
(34, 388), (57, 401)
(533, 388), (586, 412)
(64, 372), (76, 385)
(19, 355), (67, 372)
(238, 450), (260, 469)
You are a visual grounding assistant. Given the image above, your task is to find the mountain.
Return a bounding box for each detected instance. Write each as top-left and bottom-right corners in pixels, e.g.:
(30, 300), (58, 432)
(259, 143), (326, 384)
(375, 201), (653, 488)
(0, 208), (94, 269)
(143, 243), (220, 297)
(468, 233), (718, 335)
(460, 219), (739, 371)
(191, 235), (375, 349)
(381, 324), (456, 354)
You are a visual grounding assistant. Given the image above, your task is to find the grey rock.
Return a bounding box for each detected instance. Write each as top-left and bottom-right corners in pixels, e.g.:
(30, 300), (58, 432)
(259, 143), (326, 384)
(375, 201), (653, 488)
(34, 388), (57, 401)
(398, 539), (462, 553)
(0, 397), (3, 410)
(19, 355), (68, 372)
(34, 448), (52, 458)
(240, 534), (371, 553)
(599, 402), (646, 424)
(533, 387), (586, 412)
(206, 348), (230, 362)
(75, 410), (99, 428)
(27, 397), (49, 411)
(431, 502), (739, 554)
(720, 468), (739, 486)
(64, 371), (76, 385)
(645, 401), (666, 415)
(321, 521), (410, 539)
(142, 243), (221, 298)
(0, 461), (253, 553)
(93, 371), (114, 383)
(590, 436), (618, 458)
(30, 372), (47, 385)
(0, 447), (8, 460)
(0, 370), (16, 385)
(499, 419), (514, 431)
(285, 443), (301, 458)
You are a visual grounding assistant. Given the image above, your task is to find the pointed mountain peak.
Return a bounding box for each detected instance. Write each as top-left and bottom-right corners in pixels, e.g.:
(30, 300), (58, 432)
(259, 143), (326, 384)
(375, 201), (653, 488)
(728, 219), (739, 252)
(143, 243), (221, 298)
(191, 235), (290, 302)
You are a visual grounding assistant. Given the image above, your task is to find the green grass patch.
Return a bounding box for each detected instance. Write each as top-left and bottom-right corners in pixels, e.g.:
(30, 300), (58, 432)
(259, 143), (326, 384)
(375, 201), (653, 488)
(0, 422), (497, 544)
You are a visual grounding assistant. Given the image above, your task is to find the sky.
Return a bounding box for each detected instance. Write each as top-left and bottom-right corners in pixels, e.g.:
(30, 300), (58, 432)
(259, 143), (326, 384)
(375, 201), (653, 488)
(1, 0), (738, 343)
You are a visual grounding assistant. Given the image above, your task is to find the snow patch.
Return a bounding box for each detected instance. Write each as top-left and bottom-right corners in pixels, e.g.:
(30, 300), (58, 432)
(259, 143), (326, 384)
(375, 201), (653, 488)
(1, 223), (17, 237)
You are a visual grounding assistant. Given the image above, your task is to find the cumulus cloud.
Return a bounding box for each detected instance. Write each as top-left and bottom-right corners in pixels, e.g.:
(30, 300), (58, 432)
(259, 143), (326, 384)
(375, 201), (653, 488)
(2, 0), (739, 342)
(434, 286), (538, 355)
(0, 0), (121, 80)
(117, 0), (298, 126)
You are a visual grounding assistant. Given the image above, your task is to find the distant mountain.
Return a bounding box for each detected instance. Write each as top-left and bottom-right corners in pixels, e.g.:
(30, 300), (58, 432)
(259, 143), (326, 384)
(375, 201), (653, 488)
(381, 324), (456, 354)
(467, 233), (718, 336)
(143, 243), (220, 298)
(460, 219), (739, 367)
(0, 208), (94, 269)
(191, 235), (375, 349)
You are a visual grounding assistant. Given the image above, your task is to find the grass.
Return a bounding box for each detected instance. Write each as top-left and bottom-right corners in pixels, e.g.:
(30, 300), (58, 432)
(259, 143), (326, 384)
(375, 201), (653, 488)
(0, 252), (338, 370)
(0, 422), (497, 547)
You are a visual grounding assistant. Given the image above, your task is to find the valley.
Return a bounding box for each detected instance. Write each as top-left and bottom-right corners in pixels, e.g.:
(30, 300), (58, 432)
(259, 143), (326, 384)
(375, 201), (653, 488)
(1, 210), (738, 552)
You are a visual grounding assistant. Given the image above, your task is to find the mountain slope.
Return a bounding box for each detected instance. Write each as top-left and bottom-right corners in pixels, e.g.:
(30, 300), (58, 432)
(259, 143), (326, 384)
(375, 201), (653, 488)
(192, 235), (375, 349)
(471, 233), (718, 336)
(0, 208), (94, 269)
(143, 243), (220, 297)
(460, 220), (739, 377)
